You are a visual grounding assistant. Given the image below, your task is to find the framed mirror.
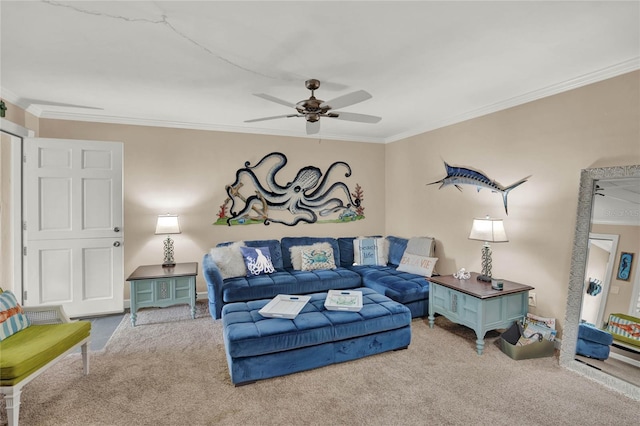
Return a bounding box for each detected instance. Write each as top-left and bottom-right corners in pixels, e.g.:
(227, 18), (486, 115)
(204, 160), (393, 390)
(561, 165), (640, 400)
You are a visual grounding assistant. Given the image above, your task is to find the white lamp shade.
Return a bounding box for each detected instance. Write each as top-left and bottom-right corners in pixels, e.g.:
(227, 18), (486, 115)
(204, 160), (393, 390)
(468, 217), (508, 242)
(155, 214), (181, 235)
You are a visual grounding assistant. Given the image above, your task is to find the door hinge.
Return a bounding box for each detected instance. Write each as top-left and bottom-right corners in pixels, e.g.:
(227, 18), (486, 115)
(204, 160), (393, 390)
(23, 154), (26, 163)
(23, 221), (27, 231)
(23, 290), (27, 301)
(23, 246), (27, 256)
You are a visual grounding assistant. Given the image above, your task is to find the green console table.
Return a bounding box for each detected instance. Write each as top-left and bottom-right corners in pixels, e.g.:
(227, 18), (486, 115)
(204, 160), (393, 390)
(126, 262), (198, 326)
(428, 272), (533, 355)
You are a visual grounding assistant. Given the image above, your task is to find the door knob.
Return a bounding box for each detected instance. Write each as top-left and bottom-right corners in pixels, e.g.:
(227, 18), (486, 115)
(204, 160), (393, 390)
(114, 227), (121, 232)
(113, 241), (121, 247)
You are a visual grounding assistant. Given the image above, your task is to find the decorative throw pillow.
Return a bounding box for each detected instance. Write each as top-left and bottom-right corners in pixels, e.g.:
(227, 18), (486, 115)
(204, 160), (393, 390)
(240, 246), (275, 276)
(405, 236), (436, 273)
(210, 241), (247, 279)
(301, 247), (337, 271)
(0, 290), (31, 341)
(396, 253), (438, 277)
(289, 242), (332, 270)
(353, 238), (388, 266)
(406, 236), (435, 256)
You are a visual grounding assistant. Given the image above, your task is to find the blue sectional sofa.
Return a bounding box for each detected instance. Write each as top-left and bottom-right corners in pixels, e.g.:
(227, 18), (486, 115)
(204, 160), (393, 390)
(203, 236), (432, 319)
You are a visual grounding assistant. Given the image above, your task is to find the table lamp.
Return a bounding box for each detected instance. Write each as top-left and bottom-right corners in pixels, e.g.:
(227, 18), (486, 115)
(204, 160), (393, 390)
(468, 216), (508, 282)
(155, 214), (181, 267)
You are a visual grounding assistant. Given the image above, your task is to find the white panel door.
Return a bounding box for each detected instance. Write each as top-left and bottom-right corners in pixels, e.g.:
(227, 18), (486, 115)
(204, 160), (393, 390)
(24, 138), (124, 317)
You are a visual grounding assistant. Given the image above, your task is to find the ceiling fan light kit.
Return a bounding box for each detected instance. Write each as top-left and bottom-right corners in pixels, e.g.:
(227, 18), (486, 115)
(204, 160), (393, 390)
(246, 78), (381, 134)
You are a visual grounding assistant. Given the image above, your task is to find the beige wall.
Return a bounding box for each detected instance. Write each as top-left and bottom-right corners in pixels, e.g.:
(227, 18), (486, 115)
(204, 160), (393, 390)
(592, 223), (640, 319)
(36, 120), (386, 298)
(3, 71), (639, 334)
(385, 71), (640, 334)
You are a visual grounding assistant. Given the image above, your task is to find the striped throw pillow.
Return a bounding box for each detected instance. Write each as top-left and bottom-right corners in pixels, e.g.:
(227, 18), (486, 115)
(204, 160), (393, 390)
(353, 238), (388, 266)
(0, 291), (31, 341)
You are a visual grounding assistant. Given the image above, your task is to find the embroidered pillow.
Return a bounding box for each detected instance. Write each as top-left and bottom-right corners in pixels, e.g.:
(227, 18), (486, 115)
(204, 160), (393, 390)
(240, 246), (275, 276)
(353, 238), (388, 266)
(0, 291), (31, 341)
(289, 242), (332, 270)
(301, 247), (337, 271)
(210, 241), (247, 279)
(396, 253), (438, 277)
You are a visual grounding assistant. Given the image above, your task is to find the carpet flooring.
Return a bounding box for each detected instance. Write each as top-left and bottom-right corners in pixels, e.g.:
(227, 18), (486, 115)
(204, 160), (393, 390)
(2, 301), (639, 426)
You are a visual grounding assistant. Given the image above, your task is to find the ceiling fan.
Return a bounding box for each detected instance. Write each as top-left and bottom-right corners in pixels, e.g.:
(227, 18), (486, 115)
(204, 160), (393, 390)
(245, 79), (381, 135)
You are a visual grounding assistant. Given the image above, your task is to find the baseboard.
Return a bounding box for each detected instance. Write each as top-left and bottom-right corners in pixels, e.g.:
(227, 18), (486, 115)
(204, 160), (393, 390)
(124, 291), (208, 310)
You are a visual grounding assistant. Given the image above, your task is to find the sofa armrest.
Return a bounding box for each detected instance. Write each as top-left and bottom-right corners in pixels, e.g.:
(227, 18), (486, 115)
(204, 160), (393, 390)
(23, 305), (72, 325)
(203, 253), (225, 319)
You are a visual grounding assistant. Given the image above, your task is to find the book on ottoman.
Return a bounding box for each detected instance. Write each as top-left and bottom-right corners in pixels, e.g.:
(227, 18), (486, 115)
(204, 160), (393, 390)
(324, 290), (363, 312)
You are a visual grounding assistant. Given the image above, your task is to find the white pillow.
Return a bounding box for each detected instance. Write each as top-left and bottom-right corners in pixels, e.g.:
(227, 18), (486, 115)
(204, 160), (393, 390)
(209, 241), (246, 279)
(353, 238), (388, 266)
(289, 242), (332, 270)
(406, 236), (435, 256)
(300, 247), (337, 271)
(405, 237), (436, 273)
(396, 253), (438, 277)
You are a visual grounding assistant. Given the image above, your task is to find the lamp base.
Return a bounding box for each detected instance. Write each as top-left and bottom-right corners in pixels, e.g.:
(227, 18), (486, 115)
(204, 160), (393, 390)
(476, 274), (492, 282)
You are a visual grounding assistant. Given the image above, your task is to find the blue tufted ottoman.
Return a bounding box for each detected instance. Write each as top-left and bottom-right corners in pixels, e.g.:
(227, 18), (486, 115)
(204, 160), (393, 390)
(576, 322), (613, 360)
(222, 287), (411, 385)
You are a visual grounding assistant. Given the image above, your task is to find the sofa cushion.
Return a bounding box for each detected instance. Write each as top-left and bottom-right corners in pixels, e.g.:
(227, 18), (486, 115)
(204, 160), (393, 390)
(222, 267), (360, 304)
(222, 288), (411, 358)
(281, 237), (341, 269)
(352, 265), (429, 304)
(386, 236), (409, 266)
(0, 321), (91, 385)
(0, 291), (31, 341)
(338, 237), (357, 267)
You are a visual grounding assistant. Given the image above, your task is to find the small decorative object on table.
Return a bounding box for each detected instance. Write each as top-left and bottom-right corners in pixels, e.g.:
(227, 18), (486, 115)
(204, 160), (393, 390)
(453, 268), (471, 280)
(491, 278), (504, 290)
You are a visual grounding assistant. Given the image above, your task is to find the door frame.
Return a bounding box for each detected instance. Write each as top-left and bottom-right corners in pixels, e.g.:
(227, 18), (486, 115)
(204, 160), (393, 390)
(0, 118), (33, 304)
(588, 233), (619, 328)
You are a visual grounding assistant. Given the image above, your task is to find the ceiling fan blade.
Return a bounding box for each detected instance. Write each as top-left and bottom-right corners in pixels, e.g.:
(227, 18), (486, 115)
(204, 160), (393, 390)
(320, 90), (372, 110)
(306, 120), (320, 135)
(253, 93), (296, 108)
(331, 111), (382, 124)
(244, 114), (298, 123)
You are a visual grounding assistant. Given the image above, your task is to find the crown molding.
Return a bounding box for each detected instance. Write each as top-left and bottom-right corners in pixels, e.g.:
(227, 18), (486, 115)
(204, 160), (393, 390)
(35, 110), (387, 144)
(385, 57), (640, 143)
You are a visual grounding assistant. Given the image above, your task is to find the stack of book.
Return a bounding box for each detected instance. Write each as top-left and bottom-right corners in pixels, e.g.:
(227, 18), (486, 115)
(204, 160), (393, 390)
(518, 313), (557, 346)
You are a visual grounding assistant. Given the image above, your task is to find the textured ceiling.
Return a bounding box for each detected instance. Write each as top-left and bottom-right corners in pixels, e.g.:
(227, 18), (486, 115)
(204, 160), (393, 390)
(1, 1), (639, 143)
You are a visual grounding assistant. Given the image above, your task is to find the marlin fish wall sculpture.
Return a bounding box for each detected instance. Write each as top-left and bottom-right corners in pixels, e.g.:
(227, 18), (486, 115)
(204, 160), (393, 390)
(429, 162), (530, 215)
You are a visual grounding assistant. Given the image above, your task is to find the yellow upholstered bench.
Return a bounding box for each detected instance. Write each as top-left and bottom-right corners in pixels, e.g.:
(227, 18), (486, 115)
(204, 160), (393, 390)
(0, 304), (91, 426)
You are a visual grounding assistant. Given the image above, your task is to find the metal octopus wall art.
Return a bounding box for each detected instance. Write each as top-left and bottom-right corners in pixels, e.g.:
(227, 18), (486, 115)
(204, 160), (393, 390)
(214, 152), (365, 226)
